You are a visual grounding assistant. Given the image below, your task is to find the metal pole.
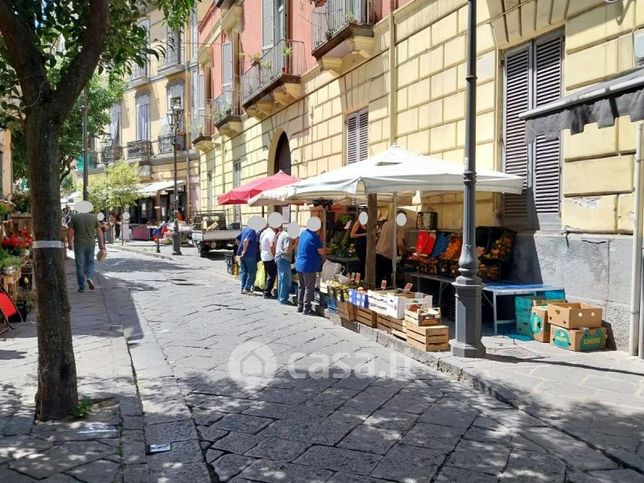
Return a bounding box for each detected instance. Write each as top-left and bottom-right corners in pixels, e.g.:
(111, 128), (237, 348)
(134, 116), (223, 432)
(452, 0), (485, 358)
(173, 125), (182, 255)
(392, 193), (397, 288)
(82, 88), (89, 201)
(186, 149), (191, 220)
(630, 123), (643, 356)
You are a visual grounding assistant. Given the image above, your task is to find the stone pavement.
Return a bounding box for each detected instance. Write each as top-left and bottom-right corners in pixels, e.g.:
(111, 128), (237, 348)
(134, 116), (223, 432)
(0, 258), (147, 482)
(102, 247), (643, 482)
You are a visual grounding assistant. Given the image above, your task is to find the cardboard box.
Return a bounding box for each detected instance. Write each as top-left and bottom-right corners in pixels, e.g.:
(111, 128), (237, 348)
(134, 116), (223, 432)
(404, 305), (441, 326)
(348, 289), (369, 309)
(547, 302), (603, 329)
(530, 306), (550, 343)
(385, 292), (417, 319)
(367, 290), (395, 315)
(550, 326), (607, 352)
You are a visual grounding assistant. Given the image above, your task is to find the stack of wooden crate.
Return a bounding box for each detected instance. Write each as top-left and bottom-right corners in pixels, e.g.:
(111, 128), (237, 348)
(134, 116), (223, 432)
(403, 306), (449, 352)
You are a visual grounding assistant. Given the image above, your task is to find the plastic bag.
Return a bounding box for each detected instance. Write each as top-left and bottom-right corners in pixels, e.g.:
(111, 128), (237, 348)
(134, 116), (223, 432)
(96, 248), (108, 262)
(416, 231), (436, 256)
(254, 261), (266, 290)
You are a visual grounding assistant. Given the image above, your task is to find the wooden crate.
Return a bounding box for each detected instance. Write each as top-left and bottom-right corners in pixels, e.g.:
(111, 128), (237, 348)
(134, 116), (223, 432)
(404, 307), (442, 326)
(337, 301), (356, 322)
(355, 307), (376, 327)
(376, 313), (404, 333)
(391, 328), (407, 341)
(404, 322), (450, 352)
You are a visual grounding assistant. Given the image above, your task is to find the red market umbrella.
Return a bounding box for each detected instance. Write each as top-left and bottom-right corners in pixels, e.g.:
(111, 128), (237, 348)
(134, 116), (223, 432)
(217, 170), (299, 205)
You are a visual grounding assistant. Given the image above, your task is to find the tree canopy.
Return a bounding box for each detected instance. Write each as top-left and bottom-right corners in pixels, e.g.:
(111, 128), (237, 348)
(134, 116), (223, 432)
(89, 160), (141, 212)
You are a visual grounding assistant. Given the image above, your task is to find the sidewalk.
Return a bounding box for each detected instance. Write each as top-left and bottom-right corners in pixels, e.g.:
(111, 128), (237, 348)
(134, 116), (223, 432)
(0, 259), (147, 482)
(108, 242), (644, 474)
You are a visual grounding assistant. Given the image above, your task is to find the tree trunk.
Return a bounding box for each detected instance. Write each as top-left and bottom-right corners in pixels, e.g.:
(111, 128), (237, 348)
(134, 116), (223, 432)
(365, 194), (378, 289)
(27, 110), (78, 421)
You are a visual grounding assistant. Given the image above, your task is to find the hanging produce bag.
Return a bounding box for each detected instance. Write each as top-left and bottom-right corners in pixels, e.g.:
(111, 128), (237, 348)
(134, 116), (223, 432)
(254, 261), (266, 290)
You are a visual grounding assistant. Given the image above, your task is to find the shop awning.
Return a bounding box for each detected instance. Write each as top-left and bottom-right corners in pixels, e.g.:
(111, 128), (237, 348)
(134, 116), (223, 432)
(256, 145), (523, 202)
(519, 65), (644, 142)
(138, 180), (185, 197)
(217, 170), (298, 205)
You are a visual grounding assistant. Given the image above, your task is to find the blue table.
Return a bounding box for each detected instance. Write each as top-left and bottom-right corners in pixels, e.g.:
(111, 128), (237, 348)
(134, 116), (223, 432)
(482, 282), (565, 334)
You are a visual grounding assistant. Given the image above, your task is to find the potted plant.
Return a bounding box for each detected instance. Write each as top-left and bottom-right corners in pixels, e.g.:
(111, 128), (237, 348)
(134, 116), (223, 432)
(325, 29), (334, 40)
(345, 12), (356, 23)
(0, 255), (24, 275)
(260, 60), (272, 69)
(282, 46), (293, 57)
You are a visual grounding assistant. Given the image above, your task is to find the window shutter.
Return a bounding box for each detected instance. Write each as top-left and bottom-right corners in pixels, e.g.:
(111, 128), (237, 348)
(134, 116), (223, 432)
(358, 109), (369, 162)
(262, 0), (274, 50)
(533, 37), (562, 215)
(347, 113), (357, 164)
(503, 47), (530, 219)
(222, 42), (232, 88)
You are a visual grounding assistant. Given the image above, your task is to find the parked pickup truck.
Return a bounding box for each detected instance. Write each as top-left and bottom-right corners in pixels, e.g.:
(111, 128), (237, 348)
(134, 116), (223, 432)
(191, 211), (241, 257)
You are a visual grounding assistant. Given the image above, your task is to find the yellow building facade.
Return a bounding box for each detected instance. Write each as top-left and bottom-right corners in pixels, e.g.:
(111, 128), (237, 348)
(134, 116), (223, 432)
(94, 7), (201, 223)
(196, 0), (643, 350)
(0, 129), (11, 197)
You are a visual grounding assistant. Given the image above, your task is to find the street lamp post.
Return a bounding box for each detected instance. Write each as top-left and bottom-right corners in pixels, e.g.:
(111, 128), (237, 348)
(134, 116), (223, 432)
(167, 97), (183, 256)
(452, 0), (486, 358)
(100, 133), (113, 244)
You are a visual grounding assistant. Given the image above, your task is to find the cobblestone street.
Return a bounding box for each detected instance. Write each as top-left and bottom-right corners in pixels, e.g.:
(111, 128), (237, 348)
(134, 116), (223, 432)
(105, 248), (643, 482)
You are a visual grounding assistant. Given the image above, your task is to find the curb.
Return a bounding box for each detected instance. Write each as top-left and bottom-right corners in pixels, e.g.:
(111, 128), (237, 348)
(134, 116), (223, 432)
(326, 312), (644, 474)
(109, 244), (176, 261)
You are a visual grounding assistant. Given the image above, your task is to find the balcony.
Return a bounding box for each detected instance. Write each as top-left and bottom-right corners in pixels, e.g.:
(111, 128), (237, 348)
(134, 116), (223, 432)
(191, 112), (216, 152)
(221, 4), (242, 34)
(211, 89), (242, 137)
(241, 39), (305, 117)
(158, 46), (185, 76)
(101, 145), (123, 165)
(312, 0), (379, 73)
(158, 135), (174, 155)
(130, 63), (149, 88)
(127, 140), (153, 161)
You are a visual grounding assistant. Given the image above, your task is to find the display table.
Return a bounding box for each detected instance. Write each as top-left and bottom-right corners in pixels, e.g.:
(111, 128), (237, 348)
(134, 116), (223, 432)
(482, 282), (565, 334)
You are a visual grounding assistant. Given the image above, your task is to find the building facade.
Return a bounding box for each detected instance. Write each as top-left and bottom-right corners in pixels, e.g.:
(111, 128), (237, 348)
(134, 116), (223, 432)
(194, 0), (643, 351)
(0, 129), (11, 197)
(92, 7), (201, 223)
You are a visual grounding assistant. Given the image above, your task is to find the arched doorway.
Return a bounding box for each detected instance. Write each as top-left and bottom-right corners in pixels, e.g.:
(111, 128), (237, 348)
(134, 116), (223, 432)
(274, 132), (291, 175)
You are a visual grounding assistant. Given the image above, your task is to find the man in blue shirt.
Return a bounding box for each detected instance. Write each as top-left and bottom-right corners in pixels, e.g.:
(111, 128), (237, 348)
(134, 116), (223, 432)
(238, 226), (259, 294)
(295, 227), (325, 314)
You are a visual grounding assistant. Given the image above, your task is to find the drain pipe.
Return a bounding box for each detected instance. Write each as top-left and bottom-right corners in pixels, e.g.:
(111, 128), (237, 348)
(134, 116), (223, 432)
(636, 123), (644, 358)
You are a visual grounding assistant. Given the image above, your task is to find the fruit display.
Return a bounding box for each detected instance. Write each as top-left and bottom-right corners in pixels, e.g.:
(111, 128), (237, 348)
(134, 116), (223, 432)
(484, 231), (514, 261)
(479, 261), (501, 281)
(441, 235), (462, 261)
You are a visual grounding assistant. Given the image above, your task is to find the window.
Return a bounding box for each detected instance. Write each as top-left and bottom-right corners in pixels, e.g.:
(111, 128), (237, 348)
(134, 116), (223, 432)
(503, 34), (563, 230)
(135, 94), (150, 141)
(347, 109), (368, 164)
(222, 41), (232, 88)
(263, 0), (286, 51)
(191, 9), (198, 60)
(110, 104), (121, 146)
(166, 27), (182, 65)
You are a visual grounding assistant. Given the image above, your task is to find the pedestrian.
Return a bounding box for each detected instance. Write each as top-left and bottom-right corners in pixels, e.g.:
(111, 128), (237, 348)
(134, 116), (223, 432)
(275, 226), (298, 305)
(350, 213), (367, 277)
(260, 226), (279, 299)
(66, 201), (105, 293)
(376, 210), (410, 287)
(295, 221), (325, 315)
(237, 224), (259, 294)
(115, 214), (121, 239)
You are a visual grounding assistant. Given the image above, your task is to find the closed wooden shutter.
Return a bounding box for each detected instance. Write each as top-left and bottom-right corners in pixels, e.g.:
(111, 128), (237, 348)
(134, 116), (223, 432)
(533, 36), (562, 215)
(347, 113), (358, 164)
(358, 109), (369, 162)
(503, 46), (530, 219)
(222, 42), (232, 88)
(262, 0), (274, 51)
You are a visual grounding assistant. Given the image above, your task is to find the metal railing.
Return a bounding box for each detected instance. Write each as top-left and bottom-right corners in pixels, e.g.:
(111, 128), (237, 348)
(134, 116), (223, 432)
(159, 47), (182, 69)
(211, 89), (241, 123)
(241, 39), (305, 106)
(101, 145), (123, 165)
(158, 135), (174, 154)
(191, 111), (213, 141)
(131, 63), (148, 81)
(127, 140), (153, 159)
(312, 0), (378, 50)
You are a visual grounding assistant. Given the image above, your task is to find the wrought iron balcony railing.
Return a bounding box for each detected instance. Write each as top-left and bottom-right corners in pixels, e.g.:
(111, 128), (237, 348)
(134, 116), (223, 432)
(158, 135), (175, 154)
(191, 111), (213, 142)
(210, 89), (241, 124)
(101, 145), (123, 165)
(127, 140), (153, 159)
(241, 39), (305, 106)
(159, 48), (182, 69)
(312, 0), (379, 51)
(130, 63), (148, 81)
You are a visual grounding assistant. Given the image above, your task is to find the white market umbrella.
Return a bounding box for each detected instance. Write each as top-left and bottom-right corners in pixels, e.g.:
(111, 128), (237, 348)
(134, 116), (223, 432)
(283, 145), (523, 200)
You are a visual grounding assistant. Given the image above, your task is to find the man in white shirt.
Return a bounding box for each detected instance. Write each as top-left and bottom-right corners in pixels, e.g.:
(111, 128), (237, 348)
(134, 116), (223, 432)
(275, 228), (298, 304)
(260, 226), (279, 298)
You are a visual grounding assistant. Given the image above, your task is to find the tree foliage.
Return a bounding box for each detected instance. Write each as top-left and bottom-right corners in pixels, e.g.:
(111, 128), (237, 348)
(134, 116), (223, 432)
(11, 75), (124, 184)
(89, 160), (140, 212)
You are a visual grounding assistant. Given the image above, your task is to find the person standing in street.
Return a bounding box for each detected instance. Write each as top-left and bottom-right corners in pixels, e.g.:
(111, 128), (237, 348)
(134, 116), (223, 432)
(238, 225), (259, 294)
(260, 226), (279, 299)
(67, 202), (105, 293)
(275, 227), (298, 305)
(295, 222), (325, 315)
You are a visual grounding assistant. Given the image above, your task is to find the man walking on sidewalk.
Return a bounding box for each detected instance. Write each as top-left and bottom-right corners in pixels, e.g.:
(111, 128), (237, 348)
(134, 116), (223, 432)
(67, 201), (105, 293)
(260, 226), (279, 299)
